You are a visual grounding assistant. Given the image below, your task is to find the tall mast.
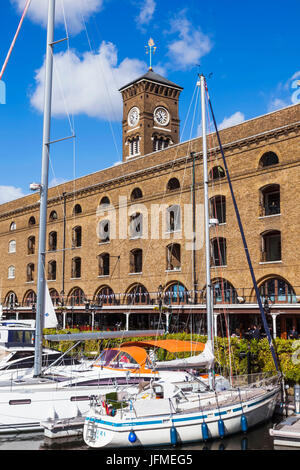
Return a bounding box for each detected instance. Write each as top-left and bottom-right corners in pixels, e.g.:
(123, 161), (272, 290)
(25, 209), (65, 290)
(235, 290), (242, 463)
(34, 0), (55, 377)
(199, 74), (214, 389)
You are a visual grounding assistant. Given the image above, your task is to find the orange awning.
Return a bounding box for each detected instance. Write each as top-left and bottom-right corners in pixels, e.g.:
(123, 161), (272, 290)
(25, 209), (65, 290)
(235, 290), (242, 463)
(120, 339), (205, 353)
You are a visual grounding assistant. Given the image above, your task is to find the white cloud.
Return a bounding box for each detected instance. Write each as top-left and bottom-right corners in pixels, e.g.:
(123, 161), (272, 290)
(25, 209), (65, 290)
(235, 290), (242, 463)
(30, 41), (147, 120)
(49, 176), (68, 187)
(166, 11), (212, 71)
(219, 112), (245, 130)
(0, 186), (26, 204)
(136, 0), (156, 25)
(11, 0), (103, 34)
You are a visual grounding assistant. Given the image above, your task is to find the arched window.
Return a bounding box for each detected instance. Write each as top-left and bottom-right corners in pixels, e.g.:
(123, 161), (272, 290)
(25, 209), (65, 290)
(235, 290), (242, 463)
(73, 204), (82, 215)
(166, 243), (181, 271)
(26, 263), (34, 282)
(49, 231), (57, 251)
(49, 210), (58, 221)
(167, 178), (180, 191)
(8, 265), (15, 279)
(164, 282), (189, 305)
(10, 222), (16, 231)
(71, 257), (81, 278)
(98, 220), (110, 243)
(210, 195), (226, 224)
(209, 166), (226, 181)
(126, 284), (149, 305)
(130, 188), (143, 201)
(259, 277), (296, 303)
(95, 286), (115, 305)
(211, 238), (227, 266)
(4, 291), (18, 307)
(28, 236), (35, 255)
(49, 289), (60, 306)
(153, 136), (171, 151)
(28, 216), (36, 226)
(8, 240), (16, 253)
(129, 249), (143, 273)
(261, 230), (281, 262)
(68, 287), (85, 306)
(128, 136), (140, 157)
(23, 290), (36, 307)
(100, 196), (110, 206)
(129, 212), (143, 238)
(98, 253), (110, 276)
(259, 151), (279, 168)
(259, 185), (280, 217)
(72, 226), (82, 248)
(166, 205), (181, 232)
(48, 260), (57, 281)
(212, 278), (238, 304)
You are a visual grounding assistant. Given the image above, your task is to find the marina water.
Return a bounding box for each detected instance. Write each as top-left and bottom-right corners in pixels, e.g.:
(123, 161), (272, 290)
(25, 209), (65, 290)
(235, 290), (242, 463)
(0, 417), (288, 451)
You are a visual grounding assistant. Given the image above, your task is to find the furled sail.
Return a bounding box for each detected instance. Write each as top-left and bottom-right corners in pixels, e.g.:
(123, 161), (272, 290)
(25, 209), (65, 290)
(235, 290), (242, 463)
(154, 340), (214, 370)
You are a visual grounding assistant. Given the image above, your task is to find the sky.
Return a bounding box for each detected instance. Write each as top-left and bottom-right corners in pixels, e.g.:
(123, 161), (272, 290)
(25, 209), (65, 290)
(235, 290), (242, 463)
(0, 0), (299, 204)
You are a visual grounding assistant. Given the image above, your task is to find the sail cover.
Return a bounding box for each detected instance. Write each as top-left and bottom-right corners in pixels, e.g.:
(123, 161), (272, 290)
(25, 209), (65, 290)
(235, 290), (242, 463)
(154, 340), (214, 370)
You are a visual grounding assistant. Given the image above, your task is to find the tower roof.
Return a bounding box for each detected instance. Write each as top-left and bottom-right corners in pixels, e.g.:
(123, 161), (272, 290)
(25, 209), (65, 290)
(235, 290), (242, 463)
(119, 69), (183, 92)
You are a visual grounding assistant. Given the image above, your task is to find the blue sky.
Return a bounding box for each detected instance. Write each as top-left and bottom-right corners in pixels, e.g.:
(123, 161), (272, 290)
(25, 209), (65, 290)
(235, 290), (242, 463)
(0, 0), (299, 203)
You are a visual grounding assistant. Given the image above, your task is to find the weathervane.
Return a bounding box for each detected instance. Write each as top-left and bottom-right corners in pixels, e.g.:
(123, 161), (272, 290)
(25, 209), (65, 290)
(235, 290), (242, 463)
(145, 38), (156, 71)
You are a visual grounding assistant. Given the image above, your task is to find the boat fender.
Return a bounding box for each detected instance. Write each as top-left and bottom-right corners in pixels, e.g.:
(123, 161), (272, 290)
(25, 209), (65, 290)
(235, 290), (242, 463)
(218, 418), (225, 439)
(170, 425), (178, 446)
(201, 422), (209, 441)
(241, 414), (248, 433)
(128, 430), (137, 443)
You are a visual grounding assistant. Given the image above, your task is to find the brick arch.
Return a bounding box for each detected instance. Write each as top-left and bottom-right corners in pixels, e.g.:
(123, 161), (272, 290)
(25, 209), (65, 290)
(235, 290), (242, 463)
(124, 283), (150, 305)
(4, 291), (18, 307)
(67, 287), (86, 306)
(250, 275), (296, 303)
(93, 285), (115, 305)
(163, 281), (189, 305)
(256, 146), (281, 169)
(22, 289), (36, 307)
(201, 277), (238, 304)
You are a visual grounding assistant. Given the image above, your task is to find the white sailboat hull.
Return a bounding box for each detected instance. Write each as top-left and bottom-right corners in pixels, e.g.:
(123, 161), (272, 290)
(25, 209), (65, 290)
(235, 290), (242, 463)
(0, 368), (190, 434)
(83, 386), (280, 448)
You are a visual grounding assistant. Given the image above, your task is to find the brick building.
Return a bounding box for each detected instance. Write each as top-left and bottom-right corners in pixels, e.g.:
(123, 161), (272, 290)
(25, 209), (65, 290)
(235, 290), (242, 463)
(1, 69), (300, 338)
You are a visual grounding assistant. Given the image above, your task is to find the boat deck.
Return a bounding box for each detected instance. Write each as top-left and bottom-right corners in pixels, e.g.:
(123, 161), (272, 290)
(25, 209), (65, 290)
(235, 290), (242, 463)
(270, 415), (300, 448)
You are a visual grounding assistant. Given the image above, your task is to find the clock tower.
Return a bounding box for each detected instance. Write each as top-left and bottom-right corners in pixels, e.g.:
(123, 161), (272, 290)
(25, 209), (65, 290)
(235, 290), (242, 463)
(119, 69), (183, 161)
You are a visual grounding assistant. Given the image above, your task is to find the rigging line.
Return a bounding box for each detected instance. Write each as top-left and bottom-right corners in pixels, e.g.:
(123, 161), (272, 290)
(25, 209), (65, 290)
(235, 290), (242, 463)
(180, 83), (198, 142)
(79, 11), (121, 163)
(205, 97), (234, 379)
(205, 79), (280, 373)
(0, 0), (32, 81)
(60, 0), (78, 222)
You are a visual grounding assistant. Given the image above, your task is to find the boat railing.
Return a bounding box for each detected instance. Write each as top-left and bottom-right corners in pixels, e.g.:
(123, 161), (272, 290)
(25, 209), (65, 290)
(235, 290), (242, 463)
(230, 372), (280, 399)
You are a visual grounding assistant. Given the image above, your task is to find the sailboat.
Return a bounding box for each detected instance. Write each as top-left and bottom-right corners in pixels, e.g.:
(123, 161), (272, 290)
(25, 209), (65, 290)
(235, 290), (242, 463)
(82, 74), (282, 448)
(0, 0), (201, 434)
(0, 284), (73, 381)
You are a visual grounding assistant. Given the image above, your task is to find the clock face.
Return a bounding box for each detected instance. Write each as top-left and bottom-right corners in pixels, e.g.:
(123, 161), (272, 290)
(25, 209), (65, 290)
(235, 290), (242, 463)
(128, 107), (140, 127)
(154, 107), (169, 126)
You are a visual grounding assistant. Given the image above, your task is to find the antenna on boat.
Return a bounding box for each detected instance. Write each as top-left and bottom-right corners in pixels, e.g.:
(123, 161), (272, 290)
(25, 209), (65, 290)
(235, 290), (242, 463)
(33, 0), (56, 377)
(198, 74), (214, 390)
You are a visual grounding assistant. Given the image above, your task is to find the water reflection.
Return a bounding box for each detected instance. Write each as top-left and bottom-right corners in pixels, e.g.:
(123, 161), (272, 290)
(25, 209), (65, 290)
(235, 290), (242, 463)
(0, 417), (282, 451)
